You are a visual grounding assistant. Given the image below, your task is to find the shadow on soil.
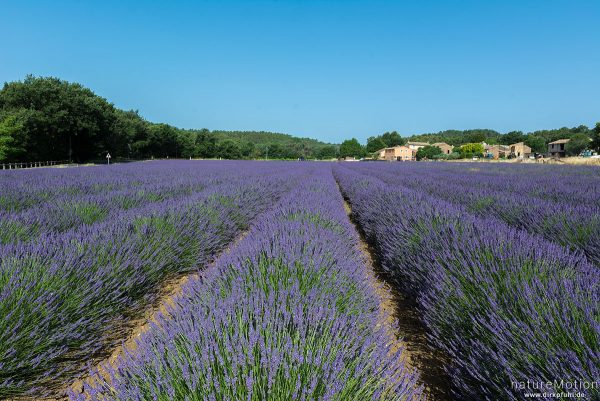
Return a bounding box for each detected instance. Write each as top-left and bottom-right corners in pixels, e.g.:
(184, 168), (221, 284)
(341, 194), (454, 401)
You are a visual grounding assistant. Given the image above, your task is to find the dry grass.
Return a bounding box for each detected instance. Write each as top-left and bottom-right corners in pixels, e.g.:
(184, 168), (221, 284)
(560, 157), (600, 165)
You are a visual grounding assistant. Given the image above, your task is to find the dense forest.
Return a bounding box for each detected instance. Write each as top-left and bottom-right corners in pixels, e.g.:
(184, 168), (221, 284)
(0, 76), (337, 162)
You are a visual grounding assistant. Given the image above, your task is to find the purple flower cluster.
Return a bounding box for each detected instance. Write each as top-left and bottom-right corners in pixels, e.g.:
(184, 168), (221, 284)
(343, 162), (600, 266)
(0, 161), (304, 398)
(71, 165), (422, 401)
(333, 163), (599, 401)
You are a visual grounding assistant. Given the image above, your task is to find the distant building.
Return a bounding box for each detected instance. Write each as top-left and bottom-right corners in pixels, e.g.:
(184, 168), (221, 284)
(431, 142), (453, 155)
(343, 156), (359, 162)
(484, 144), (510, 159)
(406, 141), (429, 151)
(379, 146), (414, 161)
(548, 139), (570, 158)
(509, 142), (532, 158)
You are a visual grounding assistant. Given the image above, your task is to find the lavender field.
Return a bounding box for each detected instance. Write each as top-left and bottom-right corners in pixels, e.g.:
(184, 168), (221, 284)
(0, 161), (598, 401)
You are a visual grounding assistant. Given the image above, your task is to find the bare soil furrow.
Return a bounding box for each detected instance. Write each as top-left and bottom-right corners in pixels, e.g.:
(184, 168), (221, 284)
(339, 185), (453, 401)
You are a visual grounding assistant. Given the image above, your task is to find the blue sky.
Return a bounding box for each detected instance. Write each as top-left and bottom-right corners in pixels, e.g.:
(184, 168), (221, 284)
(1, 0), (599, 143)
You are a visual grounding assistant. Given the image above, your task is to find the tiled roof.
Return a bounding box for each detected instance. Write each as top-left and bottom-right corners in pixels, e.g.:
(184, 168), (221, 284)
(548, 139), (570, 144)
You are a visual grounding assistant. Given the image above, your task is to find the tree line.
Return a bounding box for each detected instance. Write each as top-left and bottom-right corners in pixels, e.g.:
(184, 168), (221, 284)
(0, 76), (337, 162)
(2, 76), (598, 163)
(339, 125), (600, 159)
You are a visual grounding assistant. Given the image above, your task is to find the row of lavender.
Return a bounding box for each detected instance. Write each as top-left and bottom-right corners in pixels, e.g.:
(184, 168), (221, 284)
(0, 161), (304, 398)
(0, 161), (287, 244)
(333, 164), (599, 401)
(71, 166), (422, 401)
(369, 162), (600, 207)
(348, 162), (600, 266)
(0, 162), (213, 213)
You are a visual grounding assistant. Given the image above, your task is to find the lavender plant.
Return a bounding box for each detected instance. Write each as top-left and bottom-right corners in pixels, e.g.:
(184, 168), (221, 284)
(71, 167), (422, 401)
(0, 161), (303, 398)
(334, 164), (599, 401)
(343, 162), (600, 266)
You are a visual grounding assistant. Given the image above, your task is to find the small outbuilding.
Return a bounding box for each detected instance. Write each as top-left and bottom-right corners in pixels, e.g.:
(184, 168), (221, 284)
(431, 142), (453, 155)
(378, 146), (414, 161)
(484, 144), (510, 159)
(509, 142), (532, 158)
(548, 139), (570, 158)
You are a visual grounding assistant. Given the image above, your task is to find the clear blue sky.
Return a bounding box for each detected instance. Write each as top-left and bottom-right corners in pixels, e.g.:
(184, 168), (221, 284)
(1, 0), (599, 143)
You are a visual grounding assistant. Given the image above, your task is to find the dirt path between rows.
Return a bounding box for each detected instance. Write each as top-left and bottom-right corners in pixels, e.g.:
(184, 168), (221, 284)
(22, 187), (451, 401)
(29, 230), (250, 401)
(339, 188), (453, 401)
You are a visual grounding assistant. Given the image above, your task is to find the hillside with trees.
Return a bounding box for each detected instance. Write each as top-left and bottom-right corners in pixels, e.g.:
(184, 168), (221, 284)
(0, 76), (337, 162)
(339, 125), (599, 159)
(406, 126), (597, 155)
(1, 76), (597, 163)
(407, 129), (501, 146)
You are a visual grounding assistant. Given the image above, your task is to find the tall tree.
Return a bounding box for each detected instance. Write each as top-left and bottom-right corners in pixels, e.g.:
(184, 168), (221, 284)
(565, 133), (591, 156)
(114, 109), (149, 159)
(0, 76), (118, 161)
(366, 136), (387, 152)
(498, 131), (526, 145)
(459, 143), (485, 157)
(591, 122), (600, 152)
(317, 145), (338, 159)
(147, 124), (179, 158)
(0, 112), (27, 161)
(524, 135), (546, 154)
(415, 145), (442, 160)
(339, 138), (365, 158)
(380, 131), (405, 146)
(216, 140), (242, 159)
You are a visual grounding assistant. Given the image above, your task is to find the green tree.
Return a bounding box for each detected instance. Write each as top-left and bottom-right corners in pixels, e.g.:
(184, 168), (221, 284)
(0, 112), (28, 161)
(216, 140), (242, 159)
(380, 131), (405, 146)
(339, 138), (365, 158)
(0, 116), (16, 161)
(147, 124), (179, 158)
(415, 145), (442, 161)
(366, 136), (387, 153)
(177, 130), (196, 158)
(499, 131), (526, 145)
(459, 143), (485, 158)
(195, 129), (217, 158)
(114, 109), (150, 158)
(239, 141), (255, 158)
(317, 145), (338, 159)
(0, 76), (119, 161)
(590, 123), (600, 152)
(565, 133), (590, 156)
(524, 135), (546, 154)
(466, 131), (486, 143)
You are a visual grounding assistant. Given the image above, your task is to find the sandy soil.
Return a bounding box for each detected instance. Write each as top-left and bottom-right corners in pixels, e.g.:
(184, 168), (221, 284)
(340, 190), (453, 401)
